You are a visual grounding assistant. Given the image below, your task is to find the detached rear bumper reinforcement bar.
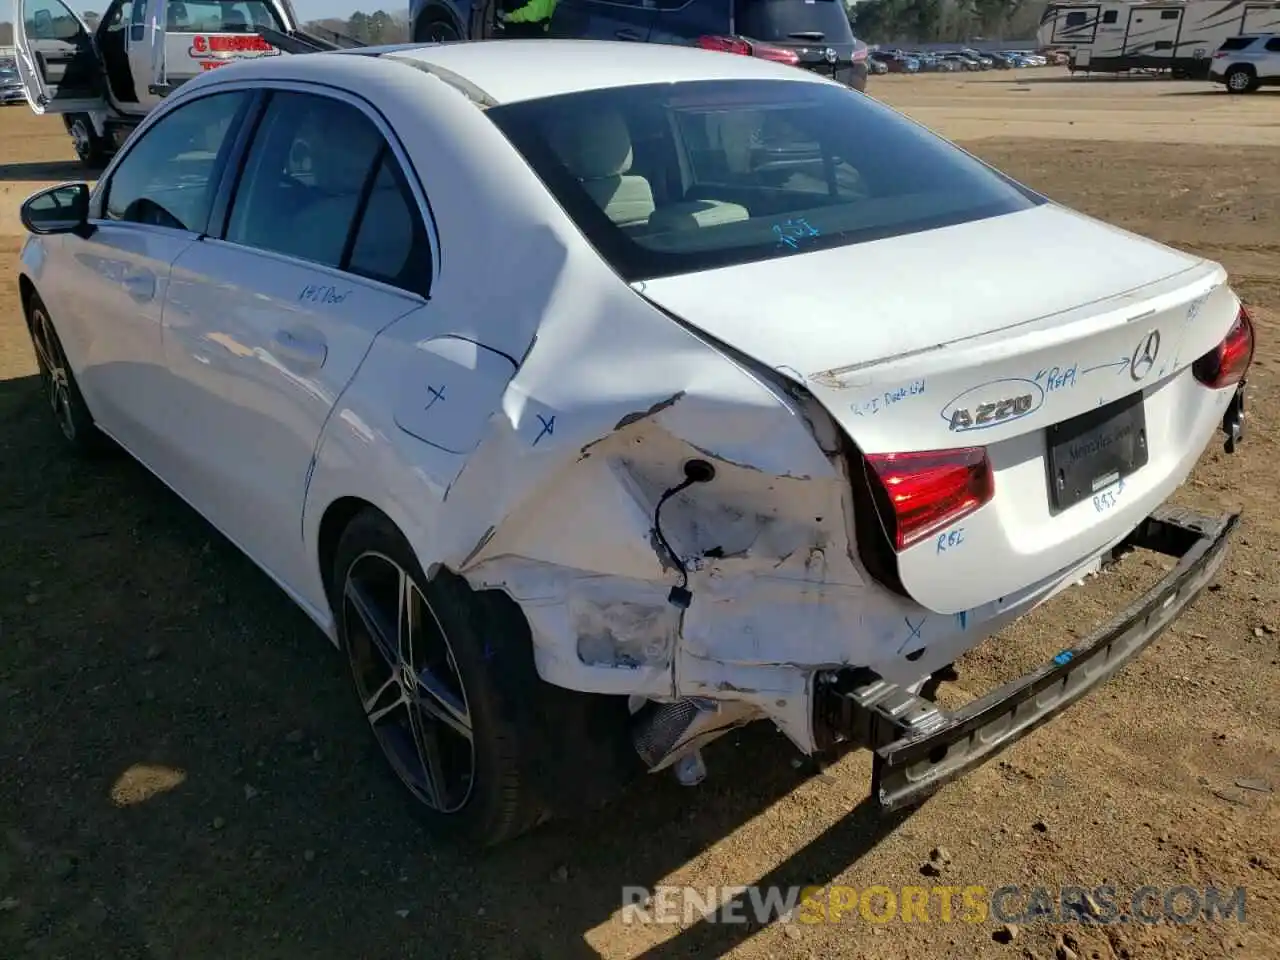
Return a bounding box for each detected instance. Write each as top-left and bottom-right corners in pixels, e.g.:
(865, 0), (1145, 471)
(818, 504), (1239, 813)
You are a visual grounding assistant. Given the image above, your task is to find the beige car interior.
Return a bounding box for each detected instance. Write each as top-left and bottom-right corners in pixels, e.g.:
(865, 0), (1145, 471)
(546, 108), (751, 238)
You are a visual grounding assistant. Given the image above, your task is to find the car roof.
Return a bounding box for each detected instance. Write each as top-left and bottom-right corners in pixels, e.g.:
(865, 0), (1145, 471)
(381, 39), (829, 104)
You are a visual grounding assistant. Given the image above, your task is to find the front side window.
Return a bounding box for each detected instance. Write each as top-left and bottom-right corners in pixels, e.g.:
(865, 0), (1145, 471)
(104, 91), (249, 231)
(224, 91), (430, 293)
(24, 0), (87, 40)
(488, 80), (1040, 282)
(103, 1), (134, 31)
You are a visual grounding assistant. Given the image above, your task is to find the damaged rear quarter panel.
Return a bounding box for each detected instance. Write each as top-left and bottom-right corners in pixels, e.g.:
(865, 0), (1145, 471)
(302, 204), (970, 751)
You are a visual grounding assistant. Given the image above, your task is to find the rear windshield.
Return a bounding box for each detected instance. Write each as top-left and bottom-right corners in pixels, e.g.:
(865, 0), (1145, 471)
(733, 0), (855, 44)
(487, 80), (1042, 283)
(165, 0), (283, 32)
(1217, 36), (1256, 51)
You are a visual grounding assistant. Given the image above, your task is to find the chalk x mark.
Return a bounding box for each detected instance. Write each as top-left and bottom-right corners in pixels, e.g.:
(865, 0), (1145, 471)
(533, 414), (555, 447)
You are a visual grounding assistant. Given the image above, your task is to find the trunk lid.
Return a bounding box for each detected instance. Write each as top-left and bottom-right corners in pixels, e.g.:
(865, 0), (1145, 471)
(636, 204), (1241, 614)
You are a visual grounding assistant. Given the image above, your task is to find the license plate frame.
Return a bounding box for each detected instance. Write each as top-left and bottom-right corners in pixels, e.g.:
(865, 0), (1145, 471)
(1047, 391), (1149, 511)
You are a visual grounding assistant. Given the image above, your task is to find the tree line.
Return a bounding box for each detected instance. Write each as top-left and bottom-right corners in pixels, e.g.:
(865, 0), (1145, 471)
(852, 0), (1049, 44)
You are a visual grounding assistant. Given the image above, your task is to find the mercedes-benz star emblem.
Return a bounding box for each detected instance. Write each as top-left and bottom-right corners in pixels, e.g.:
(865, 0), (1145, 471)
(824, 47), (837, 63)
(1130, 329), (1161, 381)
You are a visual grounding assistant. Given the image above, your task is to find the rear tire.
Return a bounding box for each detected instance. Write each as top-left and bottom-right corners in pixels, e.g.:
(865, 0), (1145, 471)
(1224, 66), (1257, 94)
(25, 293), (111, 456)
(413, 13), (463, 43)
(331, 509), (639, 847)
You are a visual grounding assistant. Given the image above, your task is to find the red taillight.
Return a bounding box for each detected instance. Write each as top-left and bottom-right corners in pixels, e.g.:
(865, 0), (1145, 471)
(1213, 50), (1228, 58)
(1193, 305), (1255, 389)
(851, 46), (868, 63)
(695, 35), (800, 65)
(864, 448), (995, 551)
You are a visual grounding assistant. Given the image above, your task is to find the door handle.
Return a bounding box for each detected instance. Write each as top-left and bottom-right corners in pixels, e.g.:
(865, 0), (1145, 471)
(615, 29), (643, 40)
(271, 329), (328, 372)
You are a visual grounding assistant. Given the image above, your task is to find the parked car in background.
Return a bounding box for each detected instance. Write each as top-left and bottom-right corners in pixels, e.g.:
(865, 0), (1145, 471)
(907, 50), (941, 70)
(1209, 34), (1280, 93)
(943, 52), (982, 70)
(872, 50), (919, 72)
(959, 48), (995, 68)
(17, 38), (1250, 847)
(414, 0), (871, 92)
(1, 62), (28, 103)
(868, 55), (888, 74)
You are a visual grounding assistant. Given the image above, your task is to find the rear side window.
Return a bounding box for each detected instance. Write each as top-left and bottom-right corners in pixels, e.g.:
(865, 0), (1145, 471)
(1218, 36), (1256, 51)
(105, 91), (249, 231)
(165, 0), (282, 32)
(1266, 37), (1280, 51)
(488, 80), (1041, 283)
(733, 0), (855, 43)
(225, 91), (430, 294)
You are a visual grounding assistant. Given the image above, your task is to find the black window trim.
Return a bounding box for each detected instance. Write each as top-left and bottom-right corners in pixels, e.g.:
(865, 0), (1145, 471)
(487, 80), (1045, 285)
(94, 86), (258, 236)
(204, 79), (439, 300)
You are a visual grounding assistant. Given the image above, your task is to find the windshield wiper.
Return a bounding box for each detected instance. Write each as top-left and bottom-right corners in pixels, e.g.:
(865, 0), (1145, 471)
(787, 31), (825, 41)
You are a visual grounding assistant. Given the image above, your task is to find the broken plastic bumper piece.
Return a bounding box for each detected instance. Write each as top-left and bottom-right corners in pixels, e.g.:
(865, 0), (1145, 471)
(817, 505), (1239, 813)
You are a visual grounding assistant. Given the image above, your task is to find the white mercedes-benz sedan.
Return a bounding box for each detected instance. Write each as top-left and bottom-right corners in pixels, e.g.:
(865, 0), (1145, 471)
(17, 39), (1253, 846)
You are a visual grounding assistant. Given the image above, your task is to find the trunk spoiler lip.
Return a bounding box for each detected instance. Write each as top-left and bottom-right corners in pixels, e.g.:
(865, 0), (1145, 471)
(809, 256), (1218, 384)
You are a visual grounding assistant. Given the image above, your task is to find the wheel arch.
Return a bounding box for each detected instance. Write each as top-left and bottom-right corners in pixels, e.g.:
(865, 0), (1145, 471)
(317, 495), (382, 612)
(18, 275), (38, 333)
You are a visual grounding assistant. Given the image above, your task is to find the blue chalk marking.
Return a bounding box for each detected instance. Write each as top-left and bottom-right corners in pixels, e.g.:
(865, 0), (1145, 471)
(936, 527), (966, 554)
(1033, 364), (1078, 392)
(533, 414), (555, 446)
(424, 384), (446, 411)
(1081, 358), (1127, 376)
(903, 616), (924, 644)
(772, 217), (821, 250)
(1053, 650), (1074, 666)
(955, 610), (968, 631)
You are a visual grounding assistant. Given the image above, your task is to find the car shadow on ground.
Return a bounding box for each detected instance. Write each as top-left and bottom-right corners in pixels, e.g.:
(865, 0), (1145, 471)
(0, 159), (91, 182)
(0, 371), (911, 958)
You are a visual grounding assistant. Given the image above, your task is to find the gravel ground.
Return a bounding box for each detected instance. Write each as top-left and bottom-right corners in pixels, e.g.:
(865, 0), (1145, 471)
(0, 71), (1276, 959)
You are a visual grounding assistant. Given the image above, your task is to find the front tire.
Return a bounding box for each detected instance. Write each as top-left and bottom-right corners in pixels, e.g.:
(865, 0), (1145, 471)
(64, 114), (109, 169)
(331, 509), (638, 846)
(26, 294), (109, 455)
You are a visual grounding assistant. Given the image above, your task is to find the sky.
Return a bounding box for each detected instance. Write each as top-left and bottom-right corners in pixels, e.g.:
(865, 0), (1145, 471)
(2, 1), (382, 25)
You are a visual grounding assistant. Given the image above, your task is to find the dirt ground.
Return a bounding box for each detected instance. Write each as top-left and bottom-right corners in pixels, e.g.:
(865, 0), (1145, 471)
(0, 70), (1277, 960)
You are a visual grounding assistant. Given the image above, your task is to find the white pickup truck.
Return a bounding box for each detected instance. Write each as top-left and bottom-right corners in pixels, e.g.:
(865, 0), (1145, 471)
(12, 0), (343, 167)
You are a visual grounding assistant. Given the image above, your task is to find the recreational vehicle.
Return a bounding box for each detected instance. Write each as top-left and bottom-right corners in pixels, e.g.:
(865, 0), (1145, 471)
(1038, 0), (1280, 76)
